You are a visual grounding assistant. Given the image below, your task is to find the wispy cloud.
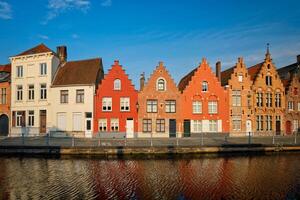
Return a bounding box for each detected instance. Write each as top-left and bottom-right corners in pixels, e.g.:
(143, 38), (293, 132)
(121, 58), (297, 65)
(0, 1), (12, 20)
(101, 0), (112, 7)
(38, 34), (49, 40)
(72, 33), (79, 39)
(42, 0), (90, 24)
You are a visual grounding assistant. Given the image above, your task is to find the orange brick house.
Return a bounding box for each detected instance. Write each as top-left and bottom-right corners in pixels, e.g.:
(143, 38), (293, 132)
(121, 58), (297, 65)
(0, 64), (11, 136)
(277, 55), (300, 135)
(248, 47), (285, 135)
(138, 62), (181, 138)
(221, 58), (255, 136)
(178, 58), (229, 136)
(94, 60), (138, 138)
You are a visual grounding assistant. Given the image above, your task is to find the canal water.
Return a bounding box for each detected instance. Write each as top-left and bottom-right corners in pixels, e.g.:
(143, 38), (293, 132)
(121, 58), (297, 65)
(0, 153), (299, 200)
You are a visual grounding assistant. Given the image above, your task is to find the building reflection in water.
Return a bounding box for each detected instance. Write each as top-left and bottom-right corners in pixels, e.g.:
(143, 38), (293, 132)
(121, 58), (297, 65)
(0, 154), (299, 200)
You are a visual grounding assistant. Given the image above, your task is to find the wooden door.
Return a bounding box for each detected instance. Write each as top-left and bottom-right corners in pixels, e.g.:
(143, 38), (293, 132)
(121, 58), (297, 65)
(0, 114), (9, 136)
(40, 110), (46, 134)
(169, 119), (176, 137)
(276, 121), (281, 135)
(183, 119), (191, 137)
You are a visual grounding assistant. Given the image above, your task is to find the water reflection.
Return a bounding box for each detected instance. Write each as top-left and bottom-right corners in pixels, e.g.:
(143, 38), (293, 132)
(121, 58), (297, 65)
(0, 153), (299, 200)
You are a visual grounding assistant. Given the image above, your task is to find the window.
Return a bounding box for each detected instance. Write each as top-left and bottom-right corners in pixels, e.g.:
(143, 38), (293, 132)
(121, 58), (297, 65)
(232, 90), (241, 106)
(192, 120), (202, 133)
(28, 85), (34, 100)
(114, 79), (121, 90)
(165, 100), (176, 113)
(16, 66), (23, 78)
(0, 88), (6, 104)
(293, 120), (299, 132)
(275, 93), (281, 107)
(156, 119), (165, 132)
(266, 115), (272, 131)
(202, 81), (208, 92)
(60, 90), (68, 104)
(17, 85), (23, 101)
(157, 79), (165, 91)
(111, 118), (119, 132)
(288, 101), (294, 111)
(120, 97), (130, 111)
(28, 111), (34, 127)
(208, 101), (218, 114)
(98, 119), (107, 132)
(192, 101), (202, 114)
(256, 92), (263, 107)
(102, 97), (112, 111)
(40, 84), (47, 100)
(209, 120), (217, 132)
(72, 113), (83, 131)
(266, 93), (272, 107)
(16, 111), (24, 127)
(143, 119), (152, 132)
(147, 100), (157, 113)
(40, 63), (47, 75)
(256, 115), (264, 131)
(76, 89), (84, 103)
(232, 116), (241, 131)
(238, 75), (243, 82)
(266, 76), (272, 86)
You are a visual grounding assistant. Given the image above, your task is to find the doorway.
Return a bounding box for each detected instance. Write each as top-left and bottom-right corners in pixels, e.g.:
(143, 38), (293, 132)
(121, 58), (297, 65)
(126, 118), (134, 138)
(0, 114), (9, 136)
(169, 119), (176, 137)
(183, 119), (191, 137)
(286, 121), (292, 135)
(246, 120), (252, 136)
(39, 110), (46, 134)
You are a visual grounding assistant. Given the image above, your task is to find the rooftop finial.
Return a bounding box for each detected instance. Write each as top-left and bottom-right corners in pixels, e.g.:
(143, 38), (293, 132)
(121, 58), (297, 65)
(265, 43), (271, 61)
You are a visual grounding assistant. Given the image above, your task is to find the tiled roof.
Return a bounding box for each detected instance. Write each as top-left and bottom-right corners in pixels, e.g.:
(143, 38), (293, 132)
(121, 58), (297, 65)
(0, 64), (11, 83)
(52, 58), (104, 86)
(277, 62), (299, 80)
(247, 62), (264, 81)
(220, 66), (234, 86)
(0, 64), (11, 72)
(178, 67), (197, 92)
(15, 43), (53, 57)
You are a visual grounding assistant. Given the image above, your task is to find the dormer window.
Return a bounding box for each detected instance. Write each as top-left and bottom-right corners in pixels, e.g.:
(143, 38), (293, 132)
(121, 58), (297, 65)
(157, 78), (165, 91)
(114, 79), (121, 90)
(202, 81), (208, 92)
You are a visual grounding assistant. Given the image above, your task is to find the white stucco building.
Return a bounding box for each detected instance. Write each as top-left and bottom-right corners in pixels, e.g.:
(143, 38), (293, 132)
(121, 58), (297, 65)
(10, 44), (60, 136)
(50, 54), (104, 138)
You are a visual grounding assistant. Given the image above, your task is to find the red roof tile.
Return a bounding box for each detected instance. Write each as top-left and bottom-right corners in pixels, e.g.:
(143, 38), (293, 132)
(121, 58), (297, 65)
(247, 62), (263, 81)
(220, 66), (235, 86)
(52, 58), (104, 86)
(15, 43), (53, 57)
(0, 64), (11, 72)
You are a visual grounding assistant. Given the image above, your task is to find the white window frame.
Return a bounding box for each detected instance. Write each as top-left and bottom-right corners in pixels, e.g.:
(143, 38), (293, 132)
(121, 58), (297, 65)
(16, 65), (23, 78)
(28, 84), (34, 101)
(76, 89), (84, 103)
(202, 81), (208, 92)
(165, 100), (176, 113)
(28, 111), (34, 127)
(114, 79), (121, 90)
(232, 90), (241, 106)
(40, 84), (47, 100)
(293, 120), (299, 132)
(110, 118), (119, 132)
(60, 90), (68, 104)
(147, 100), (158, 113)
(120, 97), (130, 111)
(288, 101), (294, 111)
(192, 120), (202, 133)
(99, 119), (107, 132)
(17, 85), (23, 101)
(209, 120), (217, 132)
(0, 88), (6, 104)
(16, 111), (23, 127)
(40, 63), (47, 76)
(102, 97), (112, 111)
(192, 101), (202, 114)
(157, 78), (166, 91)
(208, 101), (218, 114)
(232, 116), (241, 131)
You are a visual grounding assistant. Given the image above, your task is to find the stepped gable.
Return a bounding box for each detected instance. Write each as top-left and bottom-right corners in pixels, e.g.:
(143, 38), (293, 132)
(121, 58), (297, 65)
(52, 58), (103, 86)
(178, 67), (197, 92)
(15, 43), (53, 57)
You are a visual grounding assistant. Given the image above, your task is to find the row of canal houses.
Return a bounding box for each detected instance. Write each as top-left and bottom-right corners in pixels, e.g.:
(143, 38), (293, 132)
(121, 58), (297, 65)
(0, 44), (300, 138)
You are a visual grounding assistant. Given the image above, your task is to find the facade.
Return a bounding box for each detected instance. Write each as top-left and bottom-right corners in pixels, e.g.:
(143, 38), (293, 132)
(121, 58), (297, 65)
(178, 58), (229, 136)
(94, 60), (138, 138)
(277, 55), (300, 134)
(10, 44), (60, 136)
(247, 48), (285, 135)
(138, 62), (181, 138)
(221, 58), (254, 136)
(51, 48), (104, 138)
(0, 64), (11, 136)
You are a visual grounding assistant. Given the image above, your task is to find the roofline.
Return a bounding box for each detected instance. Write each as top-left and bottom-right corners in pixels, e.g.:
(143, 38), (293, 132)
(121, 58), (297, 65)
(51, 83), (96, 88)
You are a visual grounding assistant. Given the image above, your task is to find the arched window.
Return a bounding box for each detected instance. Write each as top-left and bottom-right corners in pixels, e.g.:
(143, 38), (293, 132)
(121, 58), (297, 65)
(157, 78), (165, 91)
(202, 81), (208, 92)
(114, 79), (121, 90)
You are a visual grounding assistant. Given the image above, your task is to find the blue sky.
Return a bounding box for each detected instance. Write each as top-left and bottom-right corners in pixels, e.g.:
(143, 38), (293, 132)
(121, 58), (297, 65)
(0, 0), (300, 86)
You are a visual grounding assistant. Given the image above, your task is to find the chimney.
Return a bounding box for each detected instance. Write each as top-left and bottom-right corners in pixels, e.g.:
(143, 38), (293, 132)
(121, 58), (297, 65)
(297, 55), (300, 63)
(57, 46), (67, 64)
(216, 61), (221, 82)
(140, 72), (145, 91)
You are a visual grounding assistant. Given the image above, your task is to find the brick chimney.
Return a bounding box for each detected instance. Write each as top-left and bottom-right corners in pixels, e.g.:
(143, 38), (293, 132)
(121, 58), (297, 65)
(57, 46), (67, 64)
(140, 72), (145, 91)
(216, 61), (221, 82)
(297, 55), (300, 63)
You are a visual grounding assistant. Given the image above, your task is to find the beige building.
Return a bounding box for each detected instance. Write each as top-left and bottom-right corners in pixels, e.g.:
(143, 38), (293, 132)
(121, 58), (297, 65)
(50, 47), (104, 138)
(10, 44), (60, 136)
(248, 48), (285, 135)
(221, 58), (254, 136)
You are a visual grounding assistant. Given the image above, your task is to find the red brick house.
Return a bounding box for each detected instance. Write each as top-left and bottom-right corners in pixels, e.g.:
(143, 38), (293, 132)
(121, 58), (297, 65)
(94, 60), (138, 138)
(178, 58), (229, 136)
(0, 64), (11, 136)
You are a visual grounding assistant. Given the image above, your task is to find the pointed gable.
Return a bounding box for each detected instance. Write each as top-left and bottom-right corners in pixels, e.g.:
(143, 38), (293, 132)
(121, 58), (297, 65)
(15, 43), (54, 57)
